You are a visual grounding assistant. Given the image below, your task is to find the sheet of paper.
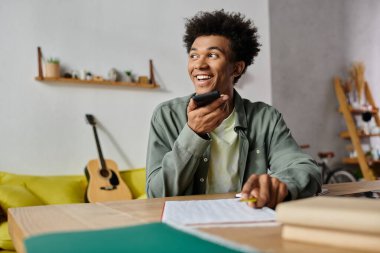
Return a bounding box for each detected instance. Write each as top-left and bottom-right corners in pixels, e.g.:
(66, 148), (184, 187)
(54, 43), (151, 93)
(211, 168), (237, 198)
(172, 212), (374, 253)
(162, 198), (276, 227)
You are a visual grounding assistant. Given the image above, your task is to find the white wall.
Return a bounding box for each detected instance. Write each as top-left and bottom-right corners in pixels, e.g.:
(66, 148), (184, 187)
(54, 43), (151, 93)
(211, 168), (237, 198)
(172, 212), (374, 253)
(270, 0), (380, 168)
(0, 0), (271, 175)
(342, 1), (380, 106)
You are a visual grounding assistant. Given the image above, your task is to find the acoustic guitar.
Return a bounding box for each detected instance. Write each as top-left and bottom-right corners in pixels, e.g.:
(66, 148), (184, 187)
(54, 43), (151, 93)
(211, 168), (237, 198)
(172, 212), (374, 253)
(84, 114), (132, 203)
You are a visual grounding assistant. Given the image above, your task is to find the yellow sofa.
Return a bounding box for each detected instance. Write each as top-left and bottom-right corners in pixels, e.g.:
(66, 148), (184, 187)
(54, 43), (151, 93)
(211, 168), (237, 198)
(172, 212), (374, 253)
(0, 169), (146, 252)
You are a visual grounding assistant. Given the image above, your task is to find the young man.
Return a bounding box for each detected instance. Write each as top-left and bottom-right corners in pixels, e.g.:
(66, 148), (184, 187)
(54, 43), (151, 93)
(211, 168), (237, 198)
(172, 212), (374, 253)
(146, 10), (321, 208)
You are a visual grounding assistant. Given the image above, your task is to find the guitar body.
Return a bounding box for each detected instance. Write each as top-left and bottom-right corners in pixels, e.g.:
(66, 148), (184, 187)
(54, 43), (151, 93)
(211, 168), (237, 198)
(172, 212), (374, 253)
(85, 159), (133, 203)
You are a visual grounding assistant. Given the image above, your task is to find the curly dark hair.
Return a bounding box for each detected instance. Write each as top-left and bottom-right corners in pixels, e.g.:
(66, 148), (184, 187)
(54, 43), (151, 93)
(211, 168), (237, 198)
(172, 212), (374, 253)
(183, 10), (261, 83)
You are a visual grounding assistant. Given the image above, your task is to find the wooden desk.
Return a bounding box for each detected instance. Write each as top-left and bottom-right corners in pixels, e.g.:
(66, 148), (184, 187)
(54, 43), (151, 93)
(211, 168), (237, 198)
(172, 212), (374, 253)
(8, 180), (380, 253)
(322, 179), (380, 196)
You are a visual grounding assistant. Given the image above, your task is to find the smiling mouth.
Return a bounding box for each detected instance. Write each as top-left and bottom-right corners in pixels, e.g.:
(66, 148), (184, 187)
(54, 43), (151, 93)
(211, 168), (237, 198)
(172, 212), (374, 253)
(196, 75), (212, 81)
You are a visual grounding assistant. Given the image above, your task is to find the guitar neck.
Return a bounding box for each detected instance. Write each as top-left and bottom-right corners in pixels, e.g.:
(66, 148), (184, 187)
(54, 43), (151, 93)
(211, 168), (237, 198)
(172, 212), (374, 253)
(92, 125), (107, 171)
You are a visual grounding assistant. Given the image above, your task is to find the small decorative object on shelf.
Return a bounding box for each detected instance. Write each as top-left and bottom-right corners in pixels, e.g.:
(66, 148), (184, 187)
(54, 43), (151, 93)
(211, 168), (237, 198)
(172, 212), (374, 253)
(107, 68), (118, 81)
(63, 72), (72, 78)
(138, 76), (149, 84)
(124, 70), (134, 83)
(85, 72), (93, 81)
(93, 76), (104, 82)
(45, 57), (60, 78)
(71, 70), (80, 79)
(79, 70), (93, 81)
(35, 47), (159, 89)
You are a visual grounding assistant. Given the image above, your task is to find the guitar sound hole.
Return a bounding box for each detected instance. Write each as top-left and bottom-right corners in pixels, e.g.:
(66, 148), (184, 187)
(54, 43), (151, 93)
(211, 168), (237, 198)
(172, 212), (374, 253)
(100, 169), (110, 177)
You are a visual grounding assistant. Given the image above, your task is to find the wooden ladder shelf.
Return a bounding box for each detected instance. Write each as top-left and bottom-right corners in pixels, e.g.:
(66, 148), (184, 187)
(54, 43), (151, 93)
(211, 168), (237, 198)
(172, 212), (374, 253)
(334, 63), (379, 180)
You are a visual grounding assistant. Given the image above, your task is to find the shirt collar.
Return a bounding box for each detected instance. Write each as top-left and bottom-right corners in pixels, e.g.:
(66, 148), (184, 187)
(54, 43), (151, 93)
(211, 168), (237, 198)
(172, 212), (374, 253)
(233, 89), (248, 130)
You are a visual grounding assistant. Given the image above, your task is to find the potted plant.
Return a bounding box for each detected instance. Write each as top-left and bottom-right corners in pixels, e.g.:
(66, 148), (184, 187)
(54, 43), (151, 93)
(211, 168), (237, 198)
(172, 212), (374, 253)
(45, 57), (60, 78)
(124, 70), (135, 83)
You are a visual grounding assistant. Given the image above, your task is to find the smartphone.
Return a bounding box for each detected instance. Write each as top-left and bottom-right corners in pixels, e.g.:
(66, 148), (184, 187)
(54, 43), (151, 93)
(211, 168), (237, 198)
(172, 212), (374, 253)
(192, 91), (221, 107)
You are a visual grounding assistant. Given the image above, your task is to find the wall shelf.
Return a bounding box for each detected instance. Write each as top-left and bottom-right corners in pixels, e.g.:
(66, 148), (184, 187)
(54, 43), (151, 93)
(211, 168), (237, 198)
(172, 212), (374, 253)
(35, 47), (159, 89)
(343, 157), (380, 165)
(339, 106), (379, 114)
(340, 130), (380, 139)
(34, 77), (159, 89)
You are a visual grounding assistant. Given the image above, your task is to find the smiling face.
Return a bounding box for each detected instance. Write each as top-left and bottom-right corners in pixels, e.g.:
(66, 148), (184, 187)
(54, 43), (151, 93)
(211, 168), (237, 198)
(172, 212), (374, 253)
(188, 35), (244, 97)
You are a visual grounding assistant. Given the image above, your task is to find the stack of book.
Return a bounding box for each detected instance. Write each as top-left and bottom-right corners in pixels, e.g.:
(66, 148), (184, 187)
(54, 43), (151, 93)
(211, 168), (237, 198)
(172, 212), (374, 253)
(276, 196), (380, 252)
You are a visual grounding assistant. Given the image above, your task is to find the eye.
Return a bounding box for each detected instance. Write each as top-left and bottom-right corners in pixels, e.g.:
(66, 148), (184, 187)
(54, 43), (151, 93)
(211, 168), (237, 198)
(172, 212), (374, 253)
(189, 53), (199, 59)
(208, 53), (218, 59)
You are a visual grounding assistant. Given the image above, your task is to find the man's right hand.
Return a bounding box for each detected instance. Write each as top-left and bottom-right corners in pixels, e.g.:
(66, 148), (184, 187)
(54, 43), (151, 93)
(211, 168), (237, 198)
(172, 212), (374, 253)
(187, 95), (229, 135)
(241, 174), (288, 208)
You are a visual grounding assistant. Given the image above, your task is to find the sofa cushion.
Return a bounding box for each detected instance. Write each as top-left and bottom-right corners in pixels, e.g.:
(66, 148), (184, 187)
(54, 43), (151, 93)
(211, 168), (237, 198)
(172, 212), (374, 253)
(0, 169), (146, 252)
(0, 169), (146, 209)
(25, 176), (86, 204)
(0, 172), (87, 205)
(119, 168), (146, 199)
(0, 222), (14, 250)
(0, 184), (44, 213)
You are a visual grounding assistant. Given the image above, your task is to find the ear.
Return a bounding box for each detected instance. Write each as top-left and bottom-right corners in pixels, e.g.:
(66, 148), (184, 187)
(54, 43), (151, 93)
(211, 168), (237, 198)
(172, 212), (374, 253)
(233, 61), (245, 77)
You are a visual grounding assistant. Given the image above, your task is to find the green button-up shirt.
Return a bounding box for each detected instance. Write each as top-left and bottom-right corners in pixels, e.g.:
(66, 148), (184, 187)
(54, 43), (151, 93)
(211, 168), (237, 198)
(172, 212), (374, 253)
(146, 90), (321, 199)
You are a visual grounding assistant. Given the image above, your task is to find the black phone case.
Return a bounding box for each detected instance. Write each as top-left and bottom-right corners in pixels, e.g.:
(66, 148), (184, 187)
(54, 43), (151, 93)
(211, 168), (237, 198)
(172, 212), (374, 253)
(192, 91), (220, 107)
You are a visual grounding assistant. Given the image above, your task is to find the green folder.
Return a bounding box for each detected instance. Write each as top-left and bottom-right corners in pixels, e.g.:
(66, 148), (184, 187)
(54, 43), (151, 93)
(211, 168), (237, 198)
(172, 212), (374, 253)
(25, 222), (258, 253)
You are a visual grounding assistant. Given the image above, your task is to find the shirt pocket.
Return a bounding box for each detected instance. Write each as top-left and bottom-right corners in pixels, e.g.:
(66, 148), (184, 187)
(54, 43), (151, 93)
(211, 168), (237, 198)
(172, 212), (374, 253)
(246, 144), (268, 174)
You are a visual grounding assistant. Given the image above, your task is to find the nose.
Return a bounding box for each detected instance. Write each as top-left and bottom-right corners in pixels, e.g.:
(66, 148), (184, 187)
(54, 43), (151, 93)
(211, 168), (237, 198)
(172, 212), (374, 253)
(194, 56), (209, 70)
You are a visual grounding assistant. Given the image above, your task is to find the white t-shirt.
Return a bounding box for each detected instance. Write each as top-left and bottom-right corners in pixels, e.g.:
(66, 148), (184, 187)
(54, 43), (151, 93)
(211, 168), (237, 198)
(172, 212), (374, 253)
(206, 109), (240, 194)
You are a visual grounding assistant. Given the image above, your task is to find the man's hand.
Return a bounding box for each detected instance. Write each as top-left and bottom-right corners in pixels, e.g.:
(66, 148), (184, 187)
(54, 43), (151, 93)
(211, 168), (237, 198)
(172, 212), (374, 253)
(187, 95), (229, 135)
(241, 174), (288, 209)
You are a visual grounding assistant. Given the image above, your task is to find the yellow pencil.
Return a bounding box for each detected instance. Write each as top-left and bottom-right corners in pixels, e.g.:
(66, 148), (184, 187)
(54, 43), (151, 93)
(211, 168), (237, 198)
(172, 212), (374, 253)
(239, 198), (257, 203)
